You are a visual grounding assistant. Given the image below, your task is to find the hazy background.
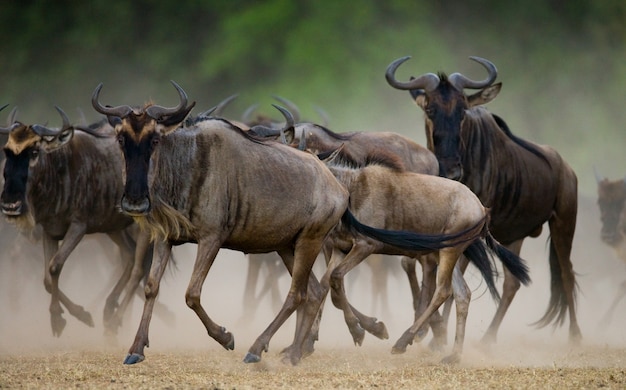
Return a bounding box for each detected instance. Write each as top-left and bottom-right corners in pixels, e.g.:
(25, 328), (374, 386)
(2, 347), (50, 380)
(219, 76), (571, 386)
(1, 0), (626, 366)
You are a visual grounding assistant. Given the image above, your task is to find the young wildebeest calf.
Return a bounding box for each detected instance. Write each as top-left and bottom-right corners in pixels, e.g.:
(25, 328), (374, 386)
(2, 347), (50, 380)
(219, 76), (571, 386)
(251, 118), (448, 344)
(317, 147), (531, 363)
(596, 173), (626, 324)
(0, 107), (152, 337)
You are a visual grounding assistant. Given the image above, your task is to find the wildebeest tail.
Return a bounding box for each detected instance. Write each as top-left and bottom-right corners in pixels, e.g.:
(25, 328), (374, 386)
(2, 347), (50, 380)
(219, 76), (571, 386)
(485, 233), (531, 286)
(462, 240), (500, 301)
(341, 208), (484, 252)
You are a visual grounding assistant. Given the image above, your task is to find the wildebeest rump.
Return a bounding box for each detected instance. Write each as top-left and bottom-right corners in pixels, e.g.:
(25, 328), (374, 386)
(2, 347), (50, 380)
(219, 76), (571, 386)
(0, 106), (153, 337)
(386, 56), (580, 344)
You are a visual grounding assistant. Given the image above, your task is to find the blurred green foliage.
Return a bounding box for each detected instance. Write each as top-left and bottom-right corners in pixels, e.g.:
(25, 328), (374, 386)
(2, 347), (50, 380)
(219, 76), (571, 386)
(0, 0), (624, 195)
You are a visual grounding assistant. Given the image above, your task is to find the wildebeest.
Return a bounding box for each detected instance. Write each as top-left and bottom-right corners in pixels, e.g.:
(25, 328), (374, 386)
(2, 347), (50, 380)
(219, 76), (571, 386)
(0, 106), (152, 337)
(259, 120), (455, 344)
(386, 55), (580, 344)
(90, 82), (512, 366)
(317, 146), (530, 363)
(595, 173), (626, 324)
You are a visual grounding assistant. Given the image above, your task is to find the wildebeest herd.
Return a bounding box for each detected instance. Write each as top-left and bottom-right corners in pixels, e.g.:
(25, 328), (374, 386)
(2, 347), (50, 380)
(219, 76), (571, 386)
(0, 56), (620, 368)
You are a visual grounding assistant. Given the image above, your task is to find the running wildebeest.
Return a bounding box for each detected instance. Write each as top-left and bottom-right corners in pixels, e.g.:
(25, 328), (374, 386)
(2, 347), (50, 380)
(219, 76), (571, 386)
(0, 106), (153, 337)
(90, 82), (509, 366)
(317, 146), (530, 363)
(259, 120), (455, 345)
(595, 172), (626, 324)
(386, 55), (580, 344)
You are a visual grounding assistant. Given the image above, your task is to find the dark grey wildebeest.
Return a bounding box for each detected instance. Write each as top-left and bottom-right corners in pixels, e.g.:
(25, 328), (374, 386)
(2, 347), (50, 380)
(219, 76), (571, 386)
(0, 106), (153, 337)
(386, 55), (580, 345)
(314, 146), (530, 363)
(90, 82), (511, 366)
(595, 173), (626, 324)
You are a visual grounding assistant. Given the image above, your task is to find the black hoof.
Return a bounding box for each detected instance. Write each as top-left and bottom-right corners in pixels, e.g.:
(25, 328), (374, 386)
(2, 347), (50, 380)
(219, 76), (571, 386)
(123, 353), (145, 365)
(243, 352), (261, 364)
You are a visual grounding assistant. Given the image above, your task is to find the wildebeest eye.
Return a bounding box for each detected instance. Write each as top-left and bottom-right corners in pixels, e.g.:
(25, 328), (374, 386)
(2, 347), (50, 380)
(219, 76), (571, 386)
(30, 149), (39, 159)
(116, 134), (125, 147)
(425, 106), (436, 117)
(151, 136), (160, 147)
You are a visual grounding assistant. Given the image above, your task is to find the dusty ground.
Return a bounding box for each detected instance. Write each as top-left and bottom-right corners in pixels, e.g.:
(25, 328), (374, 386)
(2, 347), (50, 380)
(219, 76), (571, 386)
(1, 196), (626, 388)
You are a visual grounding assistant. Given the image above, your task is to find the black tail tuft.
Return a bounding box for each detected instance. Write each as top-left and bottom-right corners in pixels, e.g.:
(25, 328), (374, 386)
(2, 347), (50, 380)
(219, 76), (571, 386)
(463, 240), (500, 301)
(485, 233), (531, 286)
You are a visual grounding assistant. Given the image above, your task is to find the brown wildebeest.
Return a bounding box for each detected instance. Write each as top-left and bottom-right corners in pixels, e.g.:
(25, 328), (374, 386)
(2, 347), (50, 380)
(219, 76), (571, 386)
(240, 113), (439, 328)
(257, 120), (454, 345)
(0, 106), (153, 337)
(386, 55), (580, 344)
(317, 146), (530, 363)
(595, 173), (626, 324)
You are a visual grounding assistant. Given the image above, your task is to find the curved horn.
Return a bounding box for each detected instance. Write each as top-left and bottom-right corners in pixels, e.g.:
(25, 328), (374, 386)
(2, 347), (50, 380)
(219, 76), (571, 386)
(31, 106), (73, 137)
(448, 56), (497, 90)
(385, 56), (439, 92)
(92, 83), (133, 118)
(145, 80), (189, 119)
(242, 103), (259, 124)
(0, 104), (8, 114)
(272, 95), (301, 123)
(0, 106), (21, 134)
(212, 94), (239, 117)
(31, 106), (72, 137)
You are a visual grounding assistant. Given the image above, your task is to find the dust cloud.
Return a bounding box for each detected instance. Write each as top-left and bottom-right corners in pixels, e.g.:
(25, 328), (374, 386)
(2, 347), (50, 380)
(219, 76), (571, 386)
(0, 193), (624, 369)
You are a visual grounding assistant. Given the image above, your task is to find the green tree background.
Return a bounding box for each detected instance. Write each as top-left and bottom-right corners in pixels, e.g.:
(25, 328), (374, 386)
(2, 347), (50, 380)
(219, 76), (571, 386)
(0, 0), (624, 196)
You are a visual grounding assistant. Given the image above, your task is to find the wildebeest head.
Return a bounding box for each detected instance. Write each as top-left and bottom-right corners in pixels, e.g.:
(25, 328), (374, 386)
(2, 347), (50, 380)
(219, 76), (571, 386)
(91, 81), (195, 216)
(596, 173), (626, 246)
(0, 106), (74, 219)
(386, 56), (501, 180)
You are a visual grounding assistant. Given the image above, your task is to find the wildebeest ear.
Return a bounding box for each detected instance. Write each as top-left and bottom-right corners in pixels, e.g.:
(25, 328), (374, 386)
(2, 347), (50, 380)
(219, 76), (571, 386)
(41, 127), (74, 151)
(156, 102), (196, 134)
(107, 116), (122, 127)
(467, 82), (502, 107)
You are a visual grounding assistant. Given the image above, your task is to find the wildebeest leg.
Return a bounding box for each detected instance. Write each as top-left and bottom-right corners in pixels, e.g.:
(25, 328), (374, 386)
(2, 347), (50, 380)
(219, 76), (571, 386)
(45, 222), (93, 336)
(326, 241), (382, 346)
(240, 254), (264, 322)
(413, 254), (447, 351)
(441, 255), (469, 333)
(392, 248), (458, 357)
(125, 241), (172, 364)
(102, 229), (136, 333)
(104, 229), (151, 336)
(547, 206), (581, 344)
(184, 238), (234, 351)
(245, 238), (323, 365)
(401, 256), (421, 315)
(441, 264), (471, 364)
(481, 239), (523, 345)
(600, 280), (626, 326)
(277, 249), (324, 362)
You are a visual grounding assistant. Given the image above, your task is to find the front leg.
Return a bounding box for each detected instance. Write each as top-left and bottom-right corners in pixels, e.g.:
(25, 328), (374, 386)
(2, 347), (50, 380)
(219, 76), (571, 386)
(45, 223), (92, 336)
(125, 241), (172, 364)
(185, 238), (234, 350)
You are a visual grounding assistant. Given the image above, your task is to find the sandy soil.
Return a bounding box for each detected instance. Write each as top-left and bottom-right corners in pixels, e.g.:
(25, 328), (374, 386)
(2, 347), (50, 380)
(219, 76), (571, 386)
(1, 195), (625, 388)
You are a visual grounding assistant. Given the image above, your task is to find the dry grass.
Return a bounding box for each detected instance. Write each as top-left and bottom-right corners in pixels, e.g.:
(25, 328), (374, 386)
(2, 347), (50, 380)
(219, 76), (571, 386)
(1, 344), (625, 389)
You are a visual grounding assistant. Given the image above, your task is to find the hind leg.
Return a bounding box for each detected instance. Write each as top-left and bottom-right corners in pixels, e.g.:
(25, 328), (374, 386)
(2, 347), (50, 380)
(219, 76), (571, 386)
(548, 208), (581, 344)
(392, 248), (458, 356)
(441, 264), (470, 364)
(481, 239), (523, 345)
